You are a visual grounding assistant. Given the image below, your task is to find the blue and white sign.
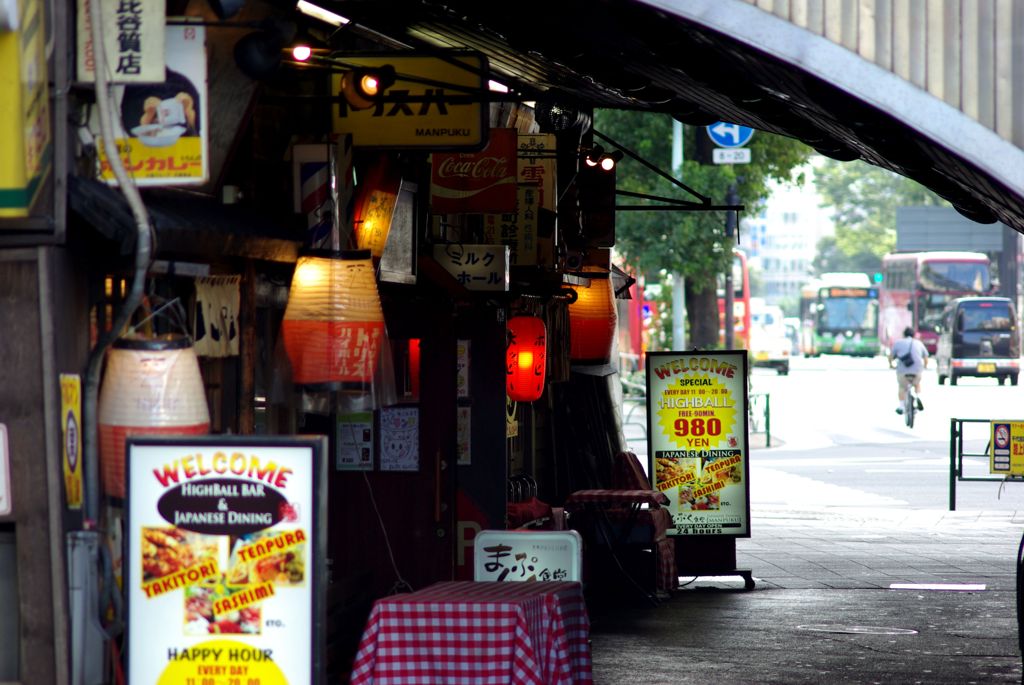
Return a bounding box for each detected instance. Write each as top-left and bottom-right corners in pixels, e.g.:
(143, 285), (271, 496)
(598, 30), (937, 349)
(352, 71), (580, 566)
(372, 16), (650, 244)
(706, 122), (755, 149)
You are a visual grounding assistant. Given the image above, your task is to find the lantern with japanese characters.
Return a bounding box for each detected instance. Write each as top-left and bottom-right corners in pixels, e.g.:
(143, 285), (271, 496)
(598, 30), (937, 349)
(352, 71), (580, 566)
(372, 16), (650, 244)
(282, 249), (385, 385)
(568, 268), (617, 364)
(506, 315), (546, 402)
(98, 335), (210, 499)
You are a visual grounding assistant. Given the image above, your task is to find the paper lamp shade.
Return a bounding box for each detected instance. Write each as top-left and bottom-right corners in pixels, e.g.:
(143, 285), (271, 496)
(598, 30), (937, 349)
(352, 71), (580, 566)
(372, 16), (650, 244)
(506, 316), (546, 402)
(568, 269), (617, 364)
(98, 336), (210, 499)
(281, 250), (385, 385)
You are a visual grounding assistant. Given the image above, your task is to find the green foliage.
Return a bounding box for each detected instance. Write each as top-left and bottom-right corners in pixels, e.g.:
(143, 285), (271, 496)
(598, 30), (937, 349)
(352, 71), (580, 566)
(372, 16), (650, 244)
(593, 109), (812, 346)
(596, 110), (811, 292)
(813, 158), (948, 274)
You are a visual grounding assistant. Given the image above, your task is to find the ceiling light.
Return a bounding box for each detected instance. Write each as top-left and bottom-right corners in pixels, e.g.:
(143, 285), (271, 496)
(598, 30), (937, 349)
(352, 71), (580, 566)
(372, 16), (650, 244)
(296, 0), (349, 27)
(292, 44), (312, 61)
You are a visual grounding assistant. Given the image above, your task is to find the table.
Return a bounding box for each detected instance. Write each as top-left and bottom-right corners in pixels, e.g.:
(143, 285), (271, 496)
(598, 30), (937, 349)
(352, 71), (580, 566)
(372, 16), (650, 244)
(349, 581), (593, 685)
(565, 489), (676, 600)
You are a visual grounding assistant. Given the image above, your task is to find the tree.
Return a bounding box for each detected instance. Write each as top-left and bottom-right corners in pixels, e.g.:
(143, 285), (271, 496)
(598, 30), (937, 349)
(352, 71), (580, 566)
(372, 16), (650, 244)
(813, 158), (947, 274)
(593, 109), (811, 348)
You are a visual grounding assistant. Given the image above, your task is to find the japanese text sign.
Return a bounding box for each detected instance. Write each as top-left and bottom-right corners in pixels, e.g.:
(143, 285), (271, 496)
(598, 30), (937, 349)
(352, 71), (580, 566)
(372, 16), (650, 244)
(646, 351), (751, 537)
(331, 51), (487, 149)
(94, 24), (208, 186)
(990, 421), (1024, 475)
(433, 243), (509, 291)
(482, 186), (538, 266)
(126, 436), (327, 684)
(77, 0), (166, 82)
(517, 133), (556, 212)
(473, 530), (582, 582)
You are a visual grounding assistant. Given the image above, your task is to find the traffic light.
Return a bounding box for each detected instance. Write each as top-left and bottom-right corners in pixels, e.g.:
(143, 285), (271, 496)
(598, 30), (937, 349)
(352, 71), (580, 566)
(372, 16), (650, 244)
(872, 272), (883, 283)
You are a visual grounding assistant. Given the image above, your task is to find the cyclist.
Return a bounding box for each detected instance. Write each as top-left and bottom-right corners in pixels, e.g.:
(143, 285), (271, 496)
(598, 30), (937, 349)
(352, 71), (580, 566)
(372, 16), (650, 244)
(889, 326), (928, 415)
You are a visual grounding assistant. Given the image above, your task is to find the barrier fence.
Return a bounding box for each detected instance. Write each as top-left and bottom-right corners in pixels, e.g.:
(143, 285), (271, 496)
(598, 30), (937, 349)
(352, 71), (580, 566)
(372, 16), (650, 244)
(948, 418), (1024, 511)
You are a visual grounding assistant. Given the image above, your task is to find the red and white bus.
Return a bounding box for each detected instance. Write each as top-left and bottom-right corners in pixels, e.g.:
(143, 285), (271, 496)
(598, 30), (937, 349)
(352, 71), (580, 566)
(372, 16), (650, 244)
(878, 251), (994, 354)
(718, 249), (752, 349)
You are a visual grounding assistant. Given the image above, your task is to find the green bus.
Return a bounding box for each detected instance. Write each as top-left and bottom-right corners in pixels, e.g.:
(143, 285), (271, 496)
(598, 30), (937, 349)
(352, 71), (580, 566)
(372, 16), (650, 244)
(803, 276), (880, 357)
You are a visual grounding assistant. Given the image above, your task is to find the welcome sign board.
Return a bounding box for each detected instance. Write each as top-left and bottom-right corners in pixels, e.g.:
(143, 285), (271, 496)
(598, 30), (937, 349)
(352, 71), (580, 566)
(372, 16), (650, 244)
(126, 436), (326, 684)
(645, 351), (751, 537)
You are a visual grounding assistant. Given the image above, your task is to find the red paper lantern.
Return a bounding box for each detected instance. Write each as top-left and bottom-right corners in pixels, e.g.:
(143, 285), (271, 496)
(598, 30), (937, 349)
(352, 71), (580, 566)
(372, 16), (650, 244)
(506, 316), (546, 402)
(569, 269), (617, 364)
(281, 250), (386, 385)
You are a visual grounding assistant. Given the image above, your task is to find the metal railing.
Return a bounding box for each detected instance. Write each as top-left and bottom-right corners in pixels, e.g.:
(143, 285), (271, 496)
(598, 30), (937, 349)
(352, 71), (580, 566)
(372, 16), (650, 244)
(948, 418), (1023, 510)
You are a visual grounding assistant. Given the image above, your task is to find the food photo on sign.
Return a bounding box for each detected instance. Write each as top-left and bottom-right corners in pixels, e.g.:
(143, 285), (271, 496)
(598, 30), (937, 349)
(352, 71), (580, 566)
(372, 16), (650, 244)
(125, 437), (326, 685)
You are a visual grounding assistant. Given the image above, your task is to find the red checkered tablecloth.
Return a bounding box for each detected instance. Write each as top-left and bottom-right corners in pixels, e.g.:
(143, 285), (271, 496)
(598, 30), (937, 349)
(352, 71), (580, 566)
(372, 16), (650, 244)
(349, 581), (593, 685)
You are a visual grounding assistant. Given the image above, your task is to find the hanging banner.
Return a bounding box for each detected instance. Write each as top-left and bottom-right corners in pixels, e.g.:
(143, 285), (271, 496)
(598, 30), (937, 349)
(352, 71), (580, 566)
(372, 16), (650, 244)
(516, 133), (556, 212)
(430, 128), (517, 214)
(60, 374), (83, 510)
(76, 0), (166, 83)
(125, 436), (327, 685)
(645, 350), (750, 537)
(94, 23), (208, 186)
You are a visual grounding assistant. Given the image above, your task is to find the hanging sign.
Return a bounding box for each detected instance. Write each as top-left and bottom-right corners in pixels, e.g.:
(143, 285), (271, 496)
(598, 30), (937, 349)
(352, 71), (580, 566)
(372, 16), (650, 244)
(76, 0), (166, 82)
(94, 24), (208, 186)
(433, 243), (509, 291)
(430, 128), (517, 214)
(517, 133), (556, 212)
(331, 51), (488, 149)
(125, 436), (327, 685)
(482, 185), (538, 266)
(645, 350), (750, 537)
(60, 374), (83, 510)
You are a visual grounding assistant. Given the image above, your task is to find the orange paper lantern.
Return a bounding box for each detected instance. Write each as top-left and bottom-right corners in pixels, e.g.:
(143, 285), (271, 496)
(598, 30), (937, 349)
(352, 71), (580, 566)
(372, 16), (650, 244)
(569, 269), (617, 364)
(507, 316), (546, 402)
(98, 335), (210, 499)
(281, 250), (386, 385)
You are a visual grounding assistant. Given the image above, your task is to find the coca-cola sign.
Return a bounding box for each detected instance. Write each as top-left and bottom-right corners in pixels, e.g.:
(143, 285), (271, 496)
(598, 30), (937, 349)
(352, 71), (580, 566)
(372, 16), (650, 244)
(431, 128), (517, 213)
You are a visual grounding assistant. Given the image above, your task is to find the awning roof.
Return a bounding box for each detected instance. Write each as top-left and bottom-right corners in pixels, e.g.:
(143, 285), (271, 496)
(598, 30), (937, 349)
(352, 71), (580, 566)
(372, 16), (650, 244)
(324, 0), (1024, 233)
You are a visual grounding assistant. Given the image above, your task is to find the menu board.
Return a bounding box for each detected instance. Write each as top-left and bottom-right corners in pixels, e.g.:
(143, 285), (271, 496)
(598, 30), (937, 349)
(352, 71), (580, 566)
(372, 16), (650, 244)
(646, 351), (751, 537)
(126, 437), (326, 684)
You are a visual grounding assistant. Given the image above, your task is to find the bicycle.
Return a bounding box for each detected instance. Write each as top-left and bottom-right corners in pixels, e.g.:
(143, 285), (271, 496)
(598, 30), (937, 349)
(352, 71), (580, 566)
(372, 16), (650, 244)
(902, 375), (917, 428)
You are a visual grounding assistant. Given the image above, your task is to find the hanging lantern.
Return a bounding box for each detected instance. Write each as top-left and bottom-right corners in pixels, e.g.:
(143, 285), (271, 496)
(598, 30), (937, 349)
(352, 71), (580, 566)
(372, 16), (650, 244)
(281, 249), (386, 385)
(98, 335), (210, 499)
(506, 316), (546, 402)
(569, 268), (617, 364)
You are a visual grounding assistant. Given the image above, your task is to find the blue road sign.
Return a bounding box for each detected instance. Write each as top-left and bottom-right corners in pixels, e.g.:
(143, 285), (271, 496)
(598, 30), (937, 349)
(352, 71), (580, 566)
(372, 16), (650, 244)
(706, 122), (755, 148)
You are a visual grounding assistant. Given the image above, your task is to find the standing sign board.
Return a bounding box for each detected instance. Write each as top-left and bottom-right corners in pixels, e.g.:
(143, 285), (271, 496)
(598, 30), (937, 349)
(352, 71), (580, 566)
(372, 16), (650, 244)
(126, 436), (327, 684)
(645, 351), (750, 537)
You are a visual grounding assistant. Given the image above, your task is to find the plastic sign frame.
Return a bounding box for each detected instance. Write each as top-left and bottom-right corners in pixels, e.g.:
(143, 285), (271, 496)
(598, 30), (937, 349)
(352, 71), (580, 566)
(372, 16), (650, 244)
(645, 350), (751, 537)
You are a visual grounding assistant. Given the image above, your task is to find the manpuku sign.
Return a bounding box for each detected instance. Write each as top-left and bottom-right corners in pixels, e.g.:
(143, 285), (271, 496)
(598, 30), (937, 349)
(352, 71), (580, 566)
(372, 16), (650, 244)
(645, 351), (751, 537)
(126, 436), (326, 685)
(331, 51), (488, 150)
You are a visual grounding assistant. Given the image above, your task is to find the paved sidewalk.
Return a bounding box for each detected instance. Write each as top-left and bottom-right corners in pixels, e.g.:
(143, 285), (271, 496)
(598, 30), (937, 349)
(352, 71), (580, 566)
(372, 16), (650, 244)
(589, 508), (1024, 683)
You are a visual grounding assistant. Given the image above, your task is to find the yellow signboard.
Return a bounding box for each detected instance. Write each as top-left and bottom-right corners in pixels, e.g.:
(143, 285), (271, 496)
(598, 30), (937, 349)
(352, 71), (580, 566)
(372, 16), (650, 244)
(0, 0), (52, 218)
(646, 351), (751, 537)
(331, 52), (488, 149)
(60, 374), (83, 510)
(990, 421), (1024, 475)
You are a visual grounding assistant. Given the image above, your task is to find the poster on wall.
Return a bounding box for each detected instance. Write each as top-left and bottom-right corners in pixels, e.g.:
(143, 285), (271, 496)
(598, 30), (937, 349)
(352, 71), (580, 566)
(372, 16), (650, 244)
(126, 436), (326, 684)
(380, 406), (419, 472)
(93, 23), (209, 186)
(645, 351), (750, 537)
(337, 412), (374, 471)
